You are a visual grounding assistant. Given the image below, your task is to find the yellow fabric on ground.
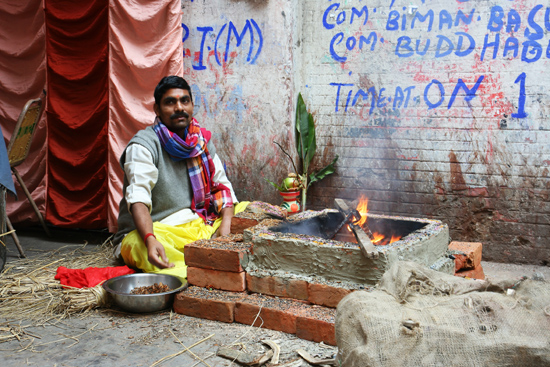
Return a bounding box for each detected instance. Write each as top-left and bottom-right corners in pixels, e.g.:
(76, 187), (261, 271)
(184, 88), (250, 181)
(121, 201), (249, 281)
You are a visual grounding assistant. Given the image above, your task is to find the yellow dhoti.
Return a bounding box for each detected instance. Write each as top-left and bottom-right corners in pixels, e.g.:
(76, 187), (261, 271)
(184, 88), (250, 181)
(121, 201), (249, 281)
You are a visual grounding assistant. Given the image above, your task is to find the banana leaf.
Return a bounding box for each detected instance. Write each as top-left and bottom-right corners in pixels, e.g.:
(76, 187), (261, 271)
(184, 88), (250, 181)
(305, 112), (316, 167)
(308, 155), (338, 188)
(295, 93), (316, 173)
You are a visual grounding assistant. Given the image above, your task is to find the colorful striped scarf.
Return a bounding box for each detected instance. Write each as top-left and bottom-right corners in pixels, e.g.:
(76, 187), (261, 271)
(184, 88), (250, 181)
(153, 117), (233, 225)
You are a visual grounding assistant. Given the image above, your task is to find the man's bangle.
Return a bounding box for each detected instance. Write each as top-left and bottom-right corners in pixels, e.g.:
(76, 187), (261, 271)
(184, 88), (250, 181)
(143, 233), (156, 242)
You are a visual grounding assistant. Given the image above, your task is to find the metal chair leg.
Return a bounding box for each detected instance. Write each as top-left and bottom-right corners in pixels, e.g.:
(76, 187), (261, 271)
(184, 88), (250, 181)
(6, 216), (25, 258)
(12, 167), (51, 237)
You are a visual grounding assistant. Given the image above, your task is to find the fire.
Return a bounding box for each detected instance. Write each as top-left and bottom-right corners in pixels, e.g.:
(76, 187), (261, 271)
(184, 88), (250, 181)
(353, 195), (402, 246)
(371, 232), (385, 244)
(356, 195), (368, 227)
(370, 232), (401, 246)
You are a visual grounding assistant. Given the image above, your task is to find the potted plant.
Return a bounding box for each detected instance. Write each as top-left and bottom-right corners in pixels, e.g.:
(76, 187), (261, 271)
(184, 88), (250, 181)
(267, 173), (302, 213)
(267, 93), (338, 212)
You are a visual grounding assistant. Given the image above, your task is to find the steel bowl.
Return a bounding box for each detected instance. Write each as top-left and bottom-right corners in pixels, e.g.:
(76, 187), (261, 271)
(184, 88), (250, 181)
(102, 273), (187, 313)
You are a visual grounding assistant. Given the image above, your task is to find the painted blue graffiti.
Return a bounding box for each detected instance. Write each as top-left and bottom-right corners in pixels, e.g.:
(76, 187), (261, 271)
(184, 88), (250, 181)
(330, 31), (378, 63)
(330, 72), (529, 118)
(322, 1), (542, 118)
(395, 32), (476, 58)
(323, 3), (369, 30)
(424, 76), (484, 110)
(480, 33), (547, 63)
(511, 72), (527, 118)
(330, 82), (416, 114)
(324, 3), (381, 62)
(323, 2), (550, 64)
(392, 5), (550, 62)
(386, 8), (475, 32)
(191, 84), (247, 124)
(182, 23), (189, 43)
(330, 76), (485, 114)
(183, 19), (263, 71)
(224, 85), (246, 124)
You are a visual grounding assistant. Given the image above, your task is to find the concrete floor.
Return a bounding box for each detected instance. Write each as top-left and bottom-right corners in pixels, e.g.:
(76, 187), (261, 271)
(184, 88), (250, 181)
(1, 226), (549, 367)
(0, 226), (337, 367)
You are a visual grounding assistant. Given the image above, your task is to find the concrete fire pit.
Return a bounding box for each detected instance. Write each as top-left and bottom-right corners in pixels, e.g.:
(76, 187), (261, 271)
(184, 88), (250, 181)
(244, 209), (453, 287)
(176, 206), (454, 345)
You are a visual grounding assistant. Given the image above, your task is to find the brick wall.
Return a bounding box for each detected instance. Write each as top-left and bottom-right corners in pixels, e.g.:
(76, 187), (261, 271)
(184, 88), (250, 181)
(180, 0), (295, 205)
(182, 0), (550, 265)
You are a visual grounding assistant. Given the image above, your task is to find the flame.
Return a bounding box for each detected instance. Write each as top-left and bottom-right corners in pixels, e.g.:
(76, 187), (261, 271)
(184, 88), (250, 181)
(347, 195), (403, 246)
(371, 232), (385, 244)
(390, 235), (401, 244)
(356, 195), (369, 227)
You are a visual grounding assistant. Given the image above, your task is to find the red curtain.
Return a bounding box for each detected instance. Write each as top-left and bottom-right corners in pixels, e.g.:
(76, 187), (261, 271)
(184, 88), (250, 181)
(0, 0), (47, 224)
(108, 0), (183, 233)
(2, 0), (182, 231)
(44, 0), (109, 228)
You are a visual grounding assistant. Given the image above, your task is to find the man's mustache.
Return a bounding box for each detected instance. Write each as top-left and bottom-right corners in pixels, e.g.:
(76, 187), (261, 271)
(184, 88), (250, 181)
(170, 111), (189, 119)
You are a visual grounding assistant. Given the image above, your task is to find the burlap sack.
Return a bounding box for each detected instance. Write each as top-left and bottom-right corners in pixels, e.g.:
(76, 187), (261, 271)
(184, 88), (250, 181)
(336, 261), (550, 367)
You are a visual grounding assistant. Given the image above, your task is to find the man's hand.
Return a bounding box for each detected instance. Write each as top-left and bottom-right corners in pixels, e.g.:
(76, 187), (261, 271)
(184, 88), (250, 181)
(130, 203), (174, 269)
(212, 219), (231, 238)
(146, 236), (174, 269)
(212, 206), (234, 238)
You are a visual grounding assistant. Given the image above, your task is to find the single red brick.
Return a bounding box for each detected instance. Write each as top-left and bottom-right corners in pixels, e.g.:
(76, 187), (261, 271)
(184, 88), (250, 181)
(234, 293), (310, 334)
(307, 283), (353, 308)
(187, 267), (246, 292)
(449, 241), (482, 271)
(184, 241), (249, 272)
(231, 217), (259, 234)
(173, 286), (244, 323)
(296, 310), (336, 346)
(235, 302), (297, 334)
(246, 274), (308, 300)
(455, 265), (485, 280)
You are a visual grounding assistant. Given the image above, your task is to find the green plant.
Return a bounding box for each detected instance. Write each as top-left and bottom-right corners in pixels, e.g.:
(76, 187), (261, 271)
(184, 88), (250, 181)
(266, 178), (287, 192)
(268, 93), (338, 211)
(266, 174), (299, 192)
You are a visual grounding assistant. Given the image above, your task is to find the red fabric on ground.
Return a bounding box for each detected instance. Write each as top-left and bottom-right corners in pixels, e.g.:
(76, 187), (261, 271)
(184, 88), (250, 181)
(55, 265), (135, 288)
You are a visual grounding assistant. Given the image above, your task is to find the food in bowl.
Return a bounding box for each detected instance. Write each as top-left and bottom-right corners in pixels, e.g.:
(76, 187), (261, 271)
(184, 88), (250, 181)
(102, 273), (187, 313)
(131, 282), (172, 295)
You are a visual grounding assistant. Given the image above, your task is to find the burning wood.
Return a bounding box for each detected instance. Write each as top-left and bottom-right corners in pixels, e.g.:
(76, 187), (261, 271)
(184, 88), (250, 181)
(354, 196), (376, 240)
(334, 199), (379, 259)
(354, 196), (402, 246)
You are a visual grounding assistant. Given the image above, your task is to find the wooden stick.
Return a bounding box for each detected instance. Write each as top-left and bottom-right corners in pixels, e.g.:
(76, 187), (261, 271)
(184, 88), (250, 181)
(168, 329), (212, 367)
(273, 141), (300, 177)
(150, 333), (214, 367)
(12, 167), (51, 237)
(349, 222), (379, 259)
(5, 217), (25, 257)
(334, 199), (379, 259)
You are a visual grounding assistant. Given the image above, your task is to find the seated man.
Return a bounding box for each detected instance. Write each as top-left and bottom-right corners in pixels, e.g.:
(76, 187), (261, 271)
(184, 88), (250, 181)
(113, 76), (247, 280)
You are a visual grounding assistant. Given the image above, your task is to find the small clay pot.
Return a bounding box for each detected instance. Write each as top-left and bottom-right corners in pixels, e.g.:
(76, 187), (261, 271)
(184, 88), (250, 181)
(279, 190), (300, 213)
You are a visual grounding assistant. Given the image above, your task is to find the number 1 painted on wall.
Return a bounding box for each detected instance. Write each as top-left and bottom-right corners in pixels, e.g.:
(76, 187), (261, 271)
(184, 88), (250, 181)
(512, 72), (527, 119)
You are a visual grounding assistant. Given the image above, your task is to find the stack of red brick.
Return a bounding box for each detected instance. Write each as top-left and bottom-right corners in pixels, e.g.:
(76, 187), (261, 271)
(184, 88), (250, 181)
(449, 241), (485, 280)
(175, 218), (486, 344)
(173, 217), (358, 345)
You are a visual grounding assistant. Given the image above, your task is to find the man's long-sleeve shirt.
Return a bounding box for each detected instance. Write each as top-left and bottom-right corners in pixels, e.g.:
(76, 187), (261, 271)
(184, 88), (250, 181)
(123, 143), (238, 227)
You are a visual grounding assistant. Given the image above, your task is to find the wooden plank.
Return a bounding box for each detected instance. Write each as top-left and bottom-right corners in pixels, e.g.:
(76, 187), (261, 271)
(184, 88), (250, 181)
(334, 198), (351, 213)
(334, 199), (379, 259)
(350, 222), (379, 259)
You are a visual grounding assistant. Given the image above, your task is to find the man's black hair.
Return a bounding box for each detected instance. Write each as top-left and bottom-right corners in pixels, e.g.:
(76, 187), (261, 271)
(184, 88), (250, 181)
(154, 76), (192, 105)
